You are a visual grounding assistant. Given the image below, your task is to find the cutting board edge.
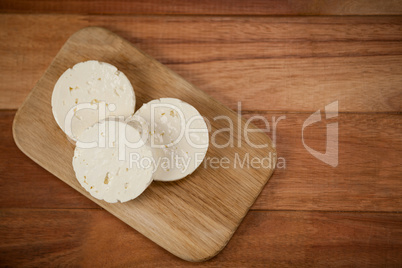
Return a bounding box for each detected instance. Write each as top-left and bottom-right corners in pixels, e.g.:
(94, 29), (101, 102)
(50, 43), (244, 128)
(11, 26), (277, 262)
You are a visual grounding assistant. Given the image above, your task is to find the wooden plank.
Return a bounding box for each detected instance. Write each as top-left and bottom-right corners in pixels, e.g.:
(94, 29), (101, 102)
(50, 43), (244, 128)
(0, 209), (401, 266)
(1, 15), (402, 111)
(2, 110), (401, 211)
(250, 112), (402, 211)
(1, 0), (402, 15)
(0, 110), (97, 209)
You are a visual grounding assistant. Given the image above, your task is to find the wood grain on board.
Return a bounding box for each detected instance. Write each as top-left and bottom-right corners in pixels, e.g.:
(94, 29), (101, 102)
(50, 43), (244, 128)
(1, 0), (402, 15)
(1, 209), (401, 266)
(2, 110), (401, 211)
(12, 27), (276, 261)
(1, 15), (401, 111)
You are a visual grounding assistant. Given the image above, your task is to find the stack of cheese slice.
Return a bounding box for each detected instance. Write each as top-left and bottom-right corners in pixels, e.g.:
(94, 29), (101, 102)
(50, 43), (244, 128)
(52, 61), (209, 203)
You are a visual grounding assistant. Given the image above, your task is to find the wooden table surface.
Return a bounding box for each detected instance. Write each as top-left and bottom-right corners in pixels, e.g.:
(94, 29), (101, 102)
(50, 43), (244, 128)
(1, 1), (401, 267)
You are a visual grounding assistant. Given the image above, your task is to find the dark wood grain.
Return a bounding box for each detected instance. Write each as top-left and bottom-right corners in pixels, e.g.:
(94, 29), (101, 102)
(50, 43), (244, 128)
(1, 15), (401, 111)
(251, 112), (402, 211)
(2, 110), (401, 211)
(0, 110), (96, 209)
(1, 0), (402, 15)
(1, 209), (401, 266)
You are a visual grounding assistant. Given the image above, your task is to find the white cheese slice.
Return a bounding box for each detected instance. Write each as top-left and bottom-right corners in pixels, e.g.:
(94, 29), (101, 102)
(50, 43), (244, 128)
(133, 98), (209, 181)
(73, 120), (154, 203)
(51, 60), (135, 141)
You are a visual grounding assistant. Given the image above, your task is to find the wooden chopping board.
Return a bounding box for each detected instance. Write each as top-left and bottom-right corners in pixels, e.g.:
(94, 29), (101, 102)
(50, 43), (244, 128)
(12, 27), (276, 262)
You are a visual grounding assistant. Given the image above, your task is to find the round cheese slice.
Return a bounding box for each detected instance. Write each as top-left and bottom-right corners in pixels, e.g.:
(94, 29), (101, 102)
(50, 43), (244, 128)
(73, 120), (154, 203)
(51, 60), (135, 141)
(133, 98), (209, 181)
